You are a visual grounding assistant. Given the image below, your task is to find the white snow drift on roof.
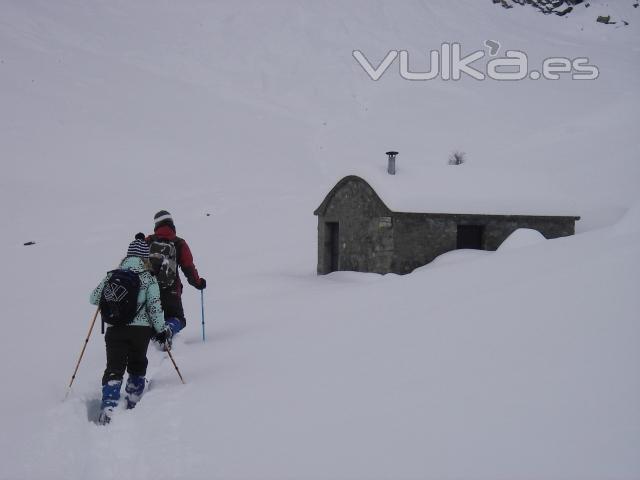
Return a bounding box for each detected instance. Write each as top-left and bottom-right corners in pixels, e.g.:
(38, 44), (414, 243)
(327, 162), (581, 217)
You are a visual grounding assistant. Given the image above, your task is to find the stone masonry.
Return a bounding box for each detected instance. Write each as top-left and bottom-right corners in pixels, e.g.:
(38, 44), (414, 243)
(315, 176), (580, 275)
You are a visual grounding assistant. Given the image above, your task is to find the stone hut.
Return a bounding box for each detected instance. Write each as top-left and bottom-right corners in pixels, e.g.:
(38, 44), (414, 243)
(314, 175), (580, 275)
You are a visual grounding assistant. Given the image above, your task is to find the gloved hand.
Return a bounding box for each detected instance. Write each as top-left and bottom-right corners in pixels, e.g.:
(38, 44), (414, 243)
(195, 278), (207, 290)
(154, 326), (173, 345)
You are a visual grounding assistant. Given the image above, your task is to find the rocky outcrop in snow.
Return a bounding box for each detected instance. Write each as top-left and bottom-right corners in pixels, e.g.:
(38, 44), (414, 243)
(492, 0), (638, 20)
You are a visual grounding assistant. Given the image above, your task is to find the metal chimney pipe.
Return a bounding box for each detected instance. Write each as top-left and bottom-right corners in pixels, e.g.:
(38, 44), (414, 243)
(386, 151), (398, 175)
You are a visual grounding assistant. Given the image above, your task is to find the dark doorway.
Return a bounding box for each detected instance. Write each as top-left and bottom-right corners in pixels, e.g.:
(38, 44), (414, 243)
(325, 222), (340, 272)
(457, 225), (484, 249)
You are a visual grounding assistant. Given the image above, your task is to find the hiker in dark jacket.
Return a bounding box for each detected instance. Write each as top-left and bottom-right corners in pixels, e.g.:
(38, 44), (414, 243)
(90, 234), (171, 425)
(146, 210), (206, 340)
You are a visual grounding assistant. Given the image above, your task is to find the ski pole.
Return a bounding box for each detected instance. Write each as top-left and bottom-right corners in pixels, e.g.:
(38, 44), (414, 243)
(64, 307), (100, 400)
(201, 289), (205, 342)
(165, 346), (186, 384)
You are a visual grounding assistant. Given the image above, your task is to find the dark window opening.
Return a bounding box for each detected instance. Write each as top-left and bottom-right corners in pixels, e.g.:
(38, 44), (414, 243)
(457, 225), (485, 250)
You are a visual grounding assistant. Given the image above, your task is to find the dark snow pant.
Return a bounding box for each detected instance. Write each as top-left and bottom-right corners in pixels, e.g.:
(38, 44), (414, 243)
(102, 326), (154, 385)
(160, 287), (186, 328)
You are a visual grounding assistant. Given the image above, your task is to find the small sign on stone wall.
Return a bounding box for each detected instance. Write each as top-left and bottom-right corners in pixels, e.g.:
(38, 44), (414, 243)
(379, 217), (393, 228)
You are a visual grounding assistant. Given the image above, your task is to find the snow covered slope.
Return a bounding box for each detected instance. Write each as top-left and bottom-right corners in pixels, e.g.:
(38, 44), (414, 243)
(0, 1), (638, 479)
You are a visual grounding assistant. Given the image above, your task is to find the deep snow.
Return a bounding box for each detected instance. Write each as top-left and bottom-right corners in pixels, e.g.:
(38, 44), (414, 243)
(1, 1), (639, 479)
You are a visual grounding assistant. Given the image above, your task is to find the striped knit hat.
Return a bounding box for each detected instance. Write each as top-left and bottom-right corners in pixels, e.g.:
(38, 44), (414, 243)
(154, 210), (174, 228)
(127, 238), (150, 258)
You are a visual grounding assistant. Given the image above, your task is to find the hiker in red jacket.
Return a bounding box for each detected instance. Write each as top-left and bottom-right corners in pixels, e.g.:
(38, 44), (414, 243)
(147, 210), (206, 342)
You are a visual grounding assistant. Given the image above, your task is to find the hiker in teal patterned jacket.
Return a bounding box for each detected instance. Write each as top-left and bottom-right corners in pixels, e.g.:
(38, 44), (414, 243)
(90, 257), (166, 330)
(90, 234), (172, 425)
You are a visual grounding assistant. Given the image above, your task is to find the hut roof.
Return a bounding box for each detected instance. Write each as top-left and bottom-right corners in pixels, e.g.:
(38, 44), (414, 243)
(314, 165), (580, 219)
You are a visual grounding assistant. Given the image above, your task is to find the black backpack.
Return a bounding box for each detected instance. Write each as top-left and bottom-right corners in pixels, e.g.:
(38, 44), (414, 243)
(99, 269), (145, 329)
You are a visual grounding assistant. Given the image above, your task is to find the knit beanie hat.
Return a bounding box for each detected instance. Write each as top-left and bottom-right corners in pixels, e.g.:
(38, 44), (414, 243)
(127, 236), (150, 258)
(154, 210), (174, 228)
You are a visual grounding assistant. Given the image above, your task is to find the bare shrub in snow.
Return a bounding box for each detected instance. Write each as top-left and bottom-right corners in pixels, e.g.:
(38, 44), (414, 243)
(448, 151), (466, 165)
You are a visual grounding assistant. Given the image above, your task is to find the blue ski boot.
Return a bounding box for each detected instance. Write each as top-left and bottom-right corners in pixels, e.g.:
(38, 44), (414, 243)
(97, 379), (122, 425)
(153, 318), (181, 351)
(166, 317), (183, 338)
(125, 375), (146, 409)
